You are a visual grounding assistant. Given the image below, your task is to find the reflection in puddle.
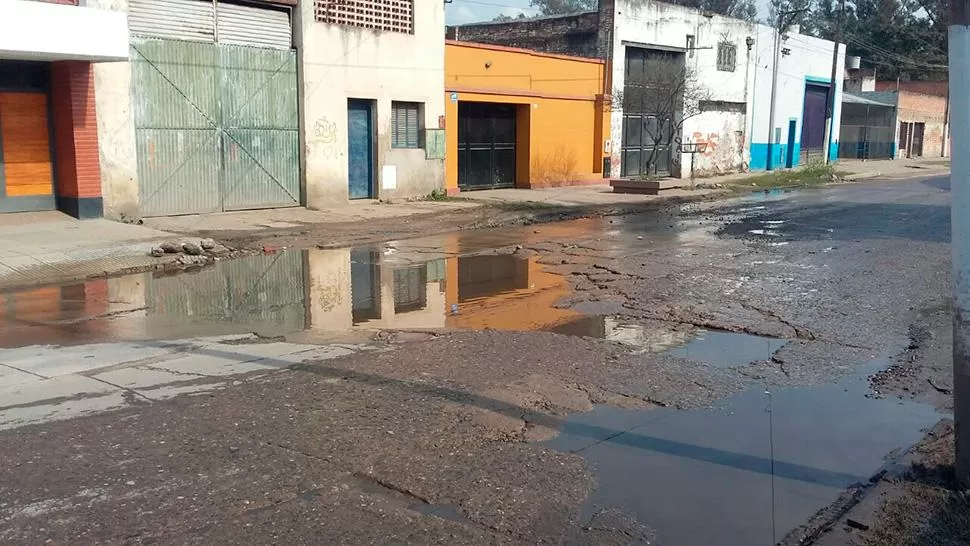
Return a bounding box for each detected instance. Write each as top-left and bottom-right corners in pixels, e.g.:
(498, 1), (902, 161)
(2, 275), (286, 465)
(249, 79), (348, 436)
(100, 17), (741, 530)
(547, 357), (941, 545)
(552, 316), (693, 352)
(0, 247), (581, 347)
(669, 330), (788, 368)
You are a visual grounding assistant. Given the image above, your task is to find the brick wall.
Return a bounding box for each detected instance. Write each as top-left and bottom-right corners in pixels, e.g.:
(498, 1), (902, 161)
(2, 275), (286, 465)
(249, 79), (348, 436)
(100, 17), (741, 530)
(50, 61), (102, 199)
(896, 91), (948, 158)
(447, 12), (605, 59)
(874, 80), (947, 97)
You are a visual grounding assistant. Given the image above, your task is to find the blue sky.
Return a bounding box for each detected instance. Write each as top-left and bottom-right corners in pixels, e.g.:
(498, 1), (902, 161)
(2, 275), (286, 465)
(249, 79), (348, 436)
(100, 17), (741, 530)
(445, 0), (538, 25)
(444, 0), (772, 26)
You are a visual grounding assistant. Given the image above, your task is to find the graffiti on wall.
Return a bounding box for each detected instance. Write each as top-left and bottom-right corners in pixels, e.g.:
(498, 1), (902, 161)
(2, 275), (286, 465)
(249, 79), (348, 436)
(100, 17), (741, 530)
(691, 132), (720, 157)
(306, 117), (341, 161)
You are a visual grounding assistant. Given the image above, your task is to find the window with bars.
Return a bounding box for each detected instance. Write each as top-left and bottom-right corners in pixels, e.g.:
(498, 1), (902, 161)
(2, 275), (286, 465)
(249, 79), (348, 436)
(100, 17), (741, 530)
(315, 0), (414, 34)
(392, 101), (422, 149)
(717, 42), (737, 72)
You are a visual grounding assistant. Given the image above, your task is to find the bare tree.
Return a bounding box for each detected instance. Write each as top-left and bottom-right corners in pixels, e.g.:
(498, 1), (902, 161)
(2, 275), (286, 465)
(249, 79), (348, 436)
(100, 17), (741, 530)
(612, 54), (710, 178)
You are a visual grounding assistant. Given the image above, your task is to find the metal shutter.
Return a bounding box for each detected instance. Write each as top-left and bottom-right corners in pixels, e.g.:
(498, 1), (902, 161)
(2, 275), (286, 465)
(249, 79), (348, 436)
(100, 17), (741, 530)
(217, 3), (292, 50)
(393, 102), (420, 148)
(129, 0), (215, 42)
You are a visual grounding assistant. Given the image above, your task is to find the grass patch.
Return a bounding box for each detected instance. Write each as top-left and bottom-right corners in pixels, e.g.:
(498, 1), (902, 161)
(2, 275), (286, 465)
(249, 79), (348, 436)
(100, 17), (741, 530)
(735, 163), (838, 190)
(424, 189), (467, 203)
(863, 468), (970, 546)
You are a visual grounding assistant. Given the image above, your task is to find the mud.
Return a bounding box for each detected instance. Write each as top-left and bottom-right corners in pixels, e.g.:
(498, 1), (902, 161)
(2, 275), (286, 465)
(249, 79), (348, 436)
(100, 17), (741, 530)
(0, 177), (957, 544)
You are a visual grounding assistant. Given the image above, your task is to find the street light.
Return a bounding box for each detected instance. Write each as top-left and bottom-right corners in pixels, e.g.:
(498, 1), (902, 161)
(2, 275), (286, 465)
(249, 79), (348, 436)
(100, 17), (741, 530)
(677, 137), (708, 189)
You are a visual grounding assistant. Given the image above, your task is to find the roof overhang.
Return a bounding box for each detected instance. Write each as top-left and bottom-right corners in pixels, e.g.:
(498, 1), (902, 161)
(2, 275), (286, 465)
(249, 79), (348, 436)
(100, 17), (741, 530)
(0, 0), (129, 62)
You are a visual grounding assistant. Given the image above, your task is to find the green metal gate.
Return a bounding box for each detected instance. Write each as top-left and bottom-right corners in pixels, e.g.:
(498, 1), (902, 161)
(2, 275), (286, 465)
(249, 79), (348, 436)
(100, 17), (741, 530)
(131, 38), (300, 216)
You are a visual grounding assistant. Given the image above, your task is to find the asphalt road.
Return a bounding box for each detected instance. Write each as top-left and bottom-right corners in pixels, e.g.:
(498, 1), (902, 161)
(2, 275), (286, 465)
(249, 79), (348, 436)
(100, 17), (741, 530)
(0, 176), (954, 545)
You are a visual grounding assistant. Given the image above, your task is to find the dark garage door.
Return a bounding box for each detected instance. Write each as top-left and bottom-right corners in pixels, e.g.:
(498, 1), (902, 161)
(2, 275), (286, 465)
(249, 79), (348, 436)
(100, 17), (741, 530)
(458, 102), (516, 190)
(800, 83), (830, 165)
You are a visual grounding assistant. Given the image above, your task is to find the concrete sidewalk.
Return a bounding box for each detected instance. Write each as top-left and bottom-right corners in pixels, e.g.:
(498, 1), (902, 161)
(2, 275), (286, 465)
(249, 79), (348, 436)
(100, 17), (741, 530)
(0, 334), (366, 430)
(837, 157), (950, 178)
(144, 199), (482, 234)
(0, 211), (174, 289)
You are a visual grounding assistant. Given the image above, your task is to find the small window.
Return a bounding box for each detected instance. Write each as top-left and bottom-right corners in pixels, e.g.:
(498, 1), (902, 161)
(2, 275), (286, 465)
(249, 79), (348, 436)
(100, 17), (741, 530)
(392, 101), (422, 149)
(717, 42), (737, 72)
(686, 35), (695, 58)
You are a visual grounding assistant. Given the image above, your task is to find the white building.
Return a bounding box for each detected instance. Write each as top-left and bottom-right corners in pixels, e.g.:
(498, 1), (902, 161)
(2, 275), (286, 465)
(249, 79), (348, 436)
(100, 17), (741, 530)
(747, 25), (846, 171)
(295, 0), (445, 207)
(450, 0), (845, 179)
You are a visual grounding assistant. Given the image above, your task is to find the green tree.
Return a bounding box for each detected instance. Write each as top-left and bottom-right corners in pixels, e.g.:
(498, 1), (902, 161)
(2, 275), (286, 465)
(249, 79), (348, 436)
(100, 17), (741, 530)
(529, 0), (597, 15)
(808, 0), (947, 80)
(492, 12), (530, 22)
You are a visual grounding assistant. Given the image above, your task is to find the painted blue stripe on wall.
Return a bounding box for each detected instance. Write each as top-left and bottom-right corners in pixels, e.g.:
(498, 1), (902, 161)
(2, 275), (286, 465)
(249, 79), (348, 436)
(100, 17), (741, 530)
(749, 142), (840, 171)
(805, 75), (833, 85)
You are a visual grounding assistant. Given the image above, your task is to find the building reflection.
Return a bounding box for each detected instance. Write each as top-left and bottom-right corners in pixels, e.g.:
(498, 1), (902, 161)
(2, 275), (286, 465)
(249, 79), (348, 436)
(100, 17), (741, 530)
(308, 247), (580, 332)
(0, 241), (585, 347)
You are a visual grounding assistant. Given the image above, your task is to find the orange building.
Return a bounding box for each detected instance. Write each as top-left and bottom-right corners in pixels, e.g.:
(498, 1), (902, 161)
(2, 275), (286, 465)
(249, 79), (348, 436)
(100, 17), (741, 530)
(444, 41), (610, 194)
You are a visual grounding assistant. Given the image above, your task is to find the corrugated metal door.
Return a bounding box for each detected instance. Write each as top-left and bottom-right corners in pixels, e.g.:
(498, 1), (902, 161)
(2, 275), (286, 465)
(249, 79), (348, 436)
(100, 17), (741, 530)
(129, 0), (215, 42)
(131, 39), (221, 215)
(129, 0), (298, 216)
(217, 3), (291, 49)
(220, 46), (300, 210)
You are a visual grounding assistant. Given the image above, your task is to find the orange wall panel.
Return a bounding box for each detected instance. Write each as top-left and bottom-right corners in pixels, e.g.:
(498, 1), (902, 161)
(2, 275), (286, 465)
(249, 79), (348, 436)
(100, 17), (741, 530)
(445, 42), (610, 191)
(0, 92), (53, 196)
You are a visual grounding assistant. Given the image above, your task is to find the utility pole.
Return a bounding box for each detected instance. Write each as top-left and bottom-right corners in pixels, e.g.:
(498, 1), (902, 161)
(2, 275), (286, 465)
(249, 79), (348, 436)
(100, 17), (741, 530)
(951, 0), (970, 487)
(822, 0), (845, 165)
(766, 16), (783, 171)
(766, 9), (808, 171)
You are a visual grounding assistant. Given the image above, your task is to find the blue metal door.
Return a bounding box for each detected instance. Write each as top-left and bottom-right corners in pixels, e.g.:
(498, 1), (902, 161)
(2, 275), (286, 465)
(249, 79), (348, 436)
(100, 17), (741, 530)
(786, 119), (797, 168)
(347, 99), (374, 199)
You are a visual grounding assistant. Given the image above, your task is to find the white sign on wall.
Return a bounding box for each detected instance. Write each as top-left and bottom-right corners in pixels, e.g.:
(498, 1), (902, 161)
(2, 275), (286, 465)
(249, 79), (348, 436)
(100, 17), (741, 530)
(382, 165), (397, 190)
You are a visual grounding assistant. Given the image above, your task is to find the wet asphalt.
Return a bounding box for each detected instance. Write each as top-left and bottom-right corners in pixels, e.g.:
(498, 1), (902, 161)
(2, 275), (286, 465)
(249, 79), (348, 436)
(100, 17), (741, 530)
(0, 175), (955, 545)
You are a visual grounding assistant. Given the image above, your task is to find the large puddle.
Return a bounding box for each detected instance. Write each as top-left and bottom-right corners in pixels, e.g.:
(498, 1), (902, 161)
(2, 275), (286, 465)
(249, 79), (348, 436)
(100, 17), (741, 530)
(0, 214), (701, 349)
(547, 355), (942, 545)
(0, 247), (586, 348)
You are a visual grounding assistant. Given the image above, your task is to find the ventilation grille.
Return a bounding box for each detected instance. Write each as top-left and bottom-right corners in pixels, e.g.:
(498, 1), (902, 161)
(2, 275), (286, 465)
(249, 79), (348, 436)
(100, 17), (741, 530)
(315, 0), (414, 34)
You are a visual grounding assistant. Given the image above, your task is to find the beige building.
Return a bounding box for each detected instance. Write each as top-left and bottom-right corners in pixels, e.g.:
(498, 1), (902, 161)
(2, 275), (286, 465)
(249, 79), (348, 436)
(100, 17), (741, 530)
(296, 1), (445, 206)
(91, 0), (444, 219)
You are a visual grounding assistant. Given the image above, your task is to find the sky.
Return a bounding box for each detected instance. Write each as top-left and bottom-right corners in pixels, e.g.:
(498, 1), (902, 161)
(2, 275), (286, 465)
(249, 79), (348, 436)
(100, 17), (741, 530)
(445, 0), (538, 26)
(444, 0), (772, 26)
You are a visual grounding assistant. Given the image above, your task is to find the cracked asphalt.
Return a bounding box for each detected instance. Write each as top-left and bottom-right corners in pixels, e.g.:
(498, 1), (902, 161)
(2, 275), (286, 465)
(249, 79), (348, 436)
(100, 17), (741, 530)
(0, 176), (954, 544)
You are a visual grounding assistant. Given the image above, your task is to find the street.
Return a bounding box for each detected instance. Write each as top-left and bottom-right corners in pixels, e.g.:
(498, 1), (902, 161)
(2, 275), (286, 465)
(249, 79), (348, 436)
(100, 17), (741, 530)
(0, 176), (955, 545)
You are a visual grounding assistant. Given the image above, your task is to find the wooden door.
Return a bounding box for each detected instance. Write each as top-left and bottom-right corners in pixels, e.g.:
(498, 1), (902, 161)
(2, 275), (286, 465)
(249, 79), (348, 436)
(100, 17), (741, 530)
(1, 92), (53, 198)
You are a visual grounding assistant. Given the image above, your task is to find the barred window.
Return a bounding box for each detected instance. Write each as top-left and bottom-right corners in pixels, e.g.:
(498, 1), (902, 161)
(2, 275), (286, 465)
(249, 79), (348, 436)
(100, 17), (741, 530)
(392, 101), (422, 149)
(717, 42), (737, 72)
(315, 0), (414, 34)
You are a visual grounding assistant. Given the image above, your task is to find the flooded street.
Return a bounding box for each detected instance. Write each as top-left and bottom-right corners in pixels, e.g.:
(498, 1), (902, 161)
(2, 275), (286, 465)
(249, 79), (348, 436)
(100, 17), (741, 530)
(0, 177), (955, 545)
